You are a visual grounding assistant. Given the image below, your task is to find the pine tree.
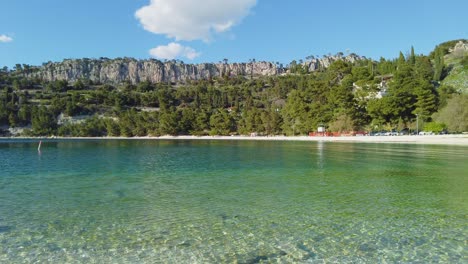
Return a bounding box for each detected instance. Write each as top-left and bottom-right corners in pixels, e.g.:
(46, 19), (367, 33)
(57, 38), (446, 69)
(387, 62), (417, 123)
(414, 79), (438, 121)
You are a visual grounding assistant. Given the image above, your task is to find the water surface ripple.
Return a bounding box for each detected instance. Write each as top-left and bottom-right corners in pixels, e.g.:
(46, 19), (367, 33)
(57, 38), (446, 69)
(0, 139), (466, 263)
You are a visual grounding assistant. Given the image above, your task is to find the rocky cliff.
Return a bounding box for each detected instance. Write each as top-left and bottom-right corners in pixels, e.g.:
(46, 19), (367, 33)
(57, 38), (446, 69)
(21, 54), (364, 84)
(443, 40), (468, 94)
(21, 58), (278, 84)
(301, 53), (363, 72)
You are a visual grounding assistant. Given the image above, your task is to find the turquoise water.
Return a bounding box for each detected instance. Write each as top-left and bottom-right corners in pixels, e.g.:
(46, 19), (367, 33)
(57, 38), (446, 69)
(0, 139), (467, 263)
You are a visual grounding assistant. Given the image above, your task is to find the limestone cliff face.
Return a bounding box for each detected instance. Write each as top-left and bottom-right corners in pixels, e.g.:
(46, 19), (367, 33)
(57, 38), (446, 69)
(22, 54), (364, 84)
(300, 53), (364, 72)
(23, 58), (279, 84)
(448, 40), (468, 55)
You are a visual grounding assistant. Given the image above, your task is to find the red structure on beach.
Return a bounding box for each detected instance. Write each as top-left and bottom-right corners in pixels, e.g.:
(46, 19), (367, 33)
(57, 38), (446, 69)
(309, 131), (368, 137)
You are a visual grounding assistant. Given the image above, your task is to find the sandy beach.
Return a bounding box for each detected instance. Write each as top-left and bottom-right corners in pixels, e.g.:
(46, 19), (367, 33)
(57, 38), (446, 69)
(5, 134), (468, 146)
(130, 134), (468, 146)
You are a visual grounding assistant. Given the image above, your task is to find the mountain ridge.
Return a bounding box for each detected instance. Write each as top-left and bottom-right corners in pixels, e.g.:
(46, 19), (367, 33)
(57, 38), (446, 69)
(16, 54), (365, 85)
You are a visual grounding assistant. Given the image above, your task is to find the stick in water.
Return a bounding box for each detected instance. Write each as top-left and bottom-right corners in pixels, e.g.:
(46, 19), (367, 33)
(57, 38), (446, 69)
(38, 140), (42, 151)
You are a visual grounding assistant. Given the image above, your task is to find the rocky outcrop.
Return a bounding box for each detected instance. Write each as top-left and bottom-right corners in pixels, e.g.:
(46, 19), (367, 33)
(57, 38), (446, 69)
(448, 40), (468, 55)
(300, 53), (365, 72)
(21, 54), (365, 84)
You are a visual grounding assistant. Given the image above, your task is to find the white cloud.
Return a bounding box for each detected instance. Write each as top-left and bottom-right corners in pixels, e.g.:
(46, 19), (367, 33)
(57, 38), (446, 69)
(135, 0), (257, 41)
(0, 34), (13, 43)
(149, 42), (201, 60)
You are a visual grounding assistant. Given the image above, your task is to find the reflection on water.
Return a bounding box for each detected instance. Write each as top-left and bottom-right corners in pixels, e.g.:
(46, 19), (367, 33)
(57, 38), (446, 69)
(0, 139), (466, 263)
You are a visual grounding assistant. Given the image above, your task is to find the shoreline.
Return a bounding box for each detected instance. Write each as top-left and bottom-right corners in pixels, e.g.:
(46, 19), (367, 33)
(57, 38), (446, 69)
(3, 134), (468, 146)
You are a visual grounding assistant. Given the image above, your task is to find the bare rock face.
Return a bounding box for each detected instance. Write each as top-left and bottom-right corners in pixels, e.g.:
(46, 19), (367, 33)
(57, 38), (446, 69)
(23, 58), (279, 84)
(449, 40), (468, 53)
(302, 53), (365, 72)
(21, 55), (364, 84)
(448, 40), (468, 58)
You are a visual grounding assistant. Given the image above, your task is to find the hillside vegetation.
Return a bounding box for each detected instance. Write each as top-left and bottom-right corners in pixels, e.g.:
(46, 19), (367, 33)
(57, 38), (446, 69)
(439, 40), (468, 94)
(0, 40), (467, 137)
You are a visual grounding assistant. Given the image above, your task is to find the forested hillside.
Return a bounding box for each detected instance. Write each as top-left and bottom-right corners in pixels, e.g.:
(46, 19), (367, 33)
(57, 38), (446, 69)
(0, 40), (467, 137)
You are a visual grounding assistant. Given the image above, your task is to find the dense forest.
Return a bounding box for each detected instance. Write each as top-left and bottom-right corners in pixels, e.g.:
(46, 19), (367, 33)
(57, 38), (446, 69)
(0, 40), (467, 137)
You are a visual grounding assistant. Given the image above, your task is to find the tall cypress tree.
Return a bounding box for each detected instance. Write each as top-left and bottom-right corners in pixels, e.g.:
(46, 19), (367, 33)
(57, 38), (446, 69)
(398, 51), (406, 68)
(409, 46), (416, 65)
(433, 47), (445, 81)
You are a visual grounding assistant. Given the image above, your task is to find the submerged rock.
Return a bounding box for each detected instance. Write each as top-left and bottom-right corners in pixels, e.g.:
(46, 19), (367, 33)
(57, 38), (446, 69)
(359, 242), (377, 253)
(296, 242), (317, 259)
(0, 225), (13, 233)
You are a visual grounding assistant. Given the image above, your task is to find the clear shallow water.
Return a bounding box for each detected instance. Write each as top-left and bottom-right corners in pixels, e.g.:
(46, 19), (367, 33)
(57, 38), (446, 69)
(0, 139), (466, 263)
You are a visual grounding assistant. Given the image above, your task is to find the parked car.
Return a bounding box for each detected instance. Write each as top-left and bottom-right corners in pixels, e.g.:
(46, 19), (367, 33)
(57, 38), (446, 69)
(419, 131), (435, 135)
(371, 131), (387, 136)
(399, 128), (410, 135)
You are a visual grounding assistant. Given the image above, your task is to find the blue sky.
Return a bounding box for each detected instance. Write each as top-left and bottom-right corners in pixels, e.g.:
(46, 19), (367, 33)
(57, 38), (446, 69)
(1, 0), (466, 68)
